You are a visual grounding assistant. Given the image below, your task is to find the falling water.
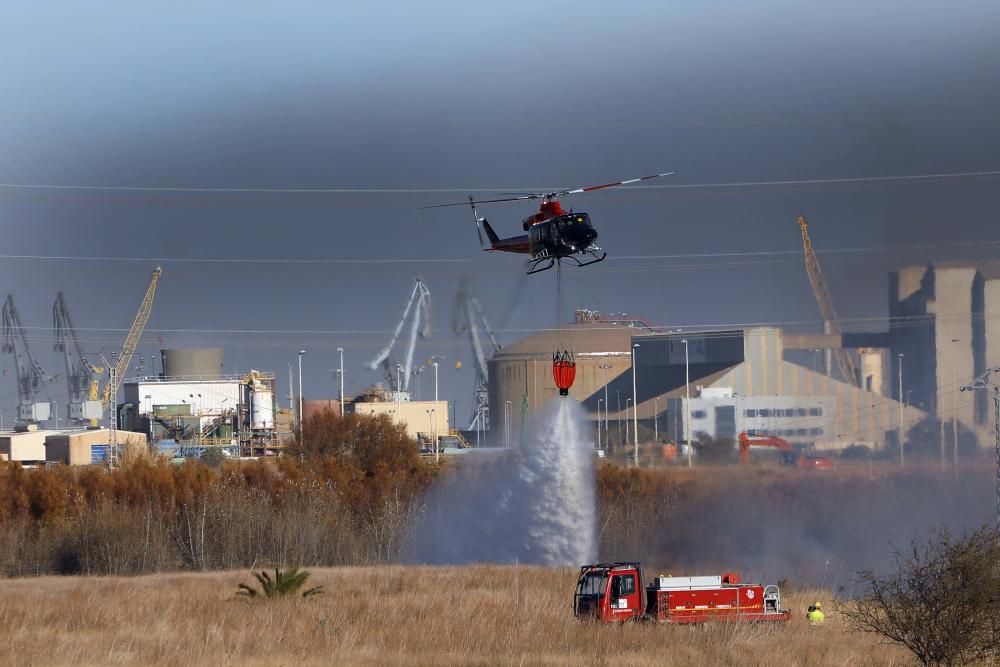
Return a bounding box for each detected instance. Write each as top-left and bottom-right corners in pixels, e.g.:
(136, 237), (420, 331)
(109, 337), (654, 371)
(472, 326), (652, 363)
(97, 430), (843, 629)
(407, 399), (596, 565)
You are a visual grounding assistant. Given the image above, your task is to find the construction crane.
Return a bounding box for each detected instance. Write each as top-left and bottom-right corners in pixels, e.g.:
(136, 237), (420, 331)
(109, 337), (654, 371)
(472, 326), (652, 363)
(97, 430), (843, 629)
(2, 295), (51, 429)
(367, 278), (431, 393)
(796, 215), (859, 386)
(453, 276), (501, 430)
(99, 267), (162, 417)
(53, 293), (101, 425)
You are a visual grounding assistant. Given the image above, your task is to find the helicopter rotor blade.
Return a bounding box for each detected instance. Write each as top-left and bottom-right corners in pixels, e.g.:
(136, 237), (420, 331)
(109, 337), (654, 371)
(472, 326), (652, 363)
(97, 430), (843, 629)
(420, 194), (540, 210)
(546, 171), (676, 199)
(420, 171), (675, 209)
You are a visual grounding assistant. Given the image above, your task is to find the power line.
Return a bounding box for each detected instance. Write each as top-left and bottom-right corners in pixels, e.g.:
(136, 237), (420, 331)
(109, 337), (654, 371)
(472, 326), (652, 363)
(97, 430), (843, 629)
(1, 237), (997, 268)
(0, 169), (998, 195)
(4, 308), (997, 339)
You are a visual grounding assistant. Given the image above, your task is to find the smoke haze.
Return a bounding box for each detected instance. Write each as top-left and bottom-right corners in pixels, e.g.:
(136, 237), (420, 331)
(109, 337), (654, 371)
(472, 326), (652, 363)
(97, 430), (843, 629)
(599, 465), (994, 590)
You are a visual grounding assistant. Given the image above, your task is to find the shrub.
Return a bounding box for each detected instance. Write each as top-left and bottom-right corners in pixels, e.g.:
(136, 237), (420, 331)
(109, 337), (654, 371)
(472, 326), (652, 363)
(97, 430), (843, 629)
(199, 448), (228, 468)
(838, 526), (1000, 666)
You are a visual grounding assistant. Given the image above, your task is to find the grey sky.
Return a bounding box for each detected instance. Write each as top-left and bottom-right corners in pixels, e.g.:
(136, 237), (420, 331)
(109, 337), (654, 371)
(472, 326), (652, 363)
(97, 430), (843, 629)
(1, 1), (998, 419)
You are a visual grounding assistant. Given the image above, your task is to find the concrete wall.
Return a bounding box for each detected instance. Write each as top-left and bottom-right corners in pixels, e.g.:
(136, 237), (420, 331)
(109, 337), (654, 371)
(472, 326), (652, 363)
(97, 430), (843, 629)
(45, 429), (148, 466)
(124, 380), (242, 416)
(986, 278), (1000, 372)
(160, 348), (224, 378)
(0, 431), (49, 462)
(930, 267), (978, 423)
(352, 400), (449, 440)
(888, 263), (980, 429)
(302, 398), (342, 420)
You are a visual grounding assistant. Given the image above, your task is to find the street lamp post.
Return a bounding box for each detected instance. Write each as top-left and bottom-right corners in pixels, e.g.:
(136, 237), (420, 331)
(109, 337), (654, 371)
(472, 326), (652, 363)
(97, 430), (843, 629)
(625, 398), (632, 442)
(433, 361), (440, 403)
(599, 363), (612, 440)
(898, 352), (904, 466)
(682, 339), (691, 467)
(425, 408), (438, 463)
(616, 391), (622, 440)
(951, 338), (960, 477)
(961, 367), (1000, 542)
(654, 396), (659, 443)
(597, 398), (604, 451)
(144, 395), (151, 440)
(297, 350), (306, 435)
(504, 400), (512, 449)
(337, 347), (345, 417)
(632, 343), (640, 468)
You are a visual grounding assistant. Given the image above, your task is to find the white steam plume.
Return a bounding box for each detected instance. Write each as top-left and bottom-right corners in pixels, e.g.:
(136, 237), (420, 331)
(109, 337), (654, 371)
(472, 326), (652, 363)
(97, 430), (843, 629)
(407, 399), (596, 566)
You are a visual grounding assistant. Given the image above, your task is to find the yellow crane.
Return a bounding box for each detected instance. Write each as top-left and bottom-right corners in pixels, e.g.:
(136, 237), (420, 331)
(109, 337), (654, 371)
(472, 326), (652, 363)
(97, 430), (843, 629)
(796, 215), (859, 385)
(90, 267), (162, 423)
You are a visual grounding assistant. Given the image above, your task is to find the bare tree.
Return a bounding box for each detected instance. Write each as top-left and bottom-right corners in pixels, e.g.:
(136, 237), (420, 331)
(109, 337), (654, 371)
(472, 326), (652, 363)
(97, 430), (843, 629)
(839, 526), (1000, 666)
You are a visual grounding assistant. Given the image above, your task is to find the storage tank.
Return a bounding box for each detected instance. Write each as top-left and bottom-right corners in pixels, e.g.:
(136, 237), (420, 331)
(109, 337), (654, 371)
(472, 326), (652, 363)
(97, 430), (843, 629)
(160, 348), (224, 378)
(251, 389), (274, 430)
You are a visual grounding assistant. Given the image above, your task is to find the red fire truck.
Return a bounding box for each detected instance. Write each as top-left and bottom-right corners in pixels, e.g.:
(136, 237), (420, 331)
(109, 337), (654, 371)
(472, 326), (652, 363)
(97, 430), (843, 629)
(574, 562), (791, 624)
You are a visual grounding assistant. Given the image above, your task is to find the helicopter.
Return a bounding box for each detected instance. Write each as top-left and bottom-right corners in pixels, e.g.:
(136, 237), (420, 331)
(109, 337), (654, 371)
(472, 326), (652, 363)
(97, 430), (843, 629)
(425, 172), (674, 274)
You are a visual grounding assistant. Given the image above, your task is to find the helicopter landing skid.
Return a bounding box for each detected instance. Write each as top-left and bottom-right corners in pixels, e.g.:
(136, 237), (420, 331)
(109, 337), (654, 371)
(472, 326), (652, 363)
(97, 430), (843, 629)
(526, 256), (556, 275)
(525, 249), (607, 275)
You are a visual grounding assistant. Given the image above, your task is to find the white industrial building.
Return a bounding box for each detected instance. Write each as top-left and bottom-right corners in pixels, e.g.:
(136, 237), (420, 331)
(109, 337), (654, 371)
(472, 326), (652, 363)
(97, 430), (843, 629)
(122, 349), (277, 456)
(648, 328), (926, 451)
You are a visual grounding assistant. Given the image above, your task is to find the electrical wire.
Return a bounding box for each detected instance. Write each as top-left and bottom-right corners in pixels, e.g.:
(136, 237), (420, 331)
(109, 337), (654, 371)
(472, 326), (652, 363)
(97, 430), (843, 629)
(0, 169), (998, 195)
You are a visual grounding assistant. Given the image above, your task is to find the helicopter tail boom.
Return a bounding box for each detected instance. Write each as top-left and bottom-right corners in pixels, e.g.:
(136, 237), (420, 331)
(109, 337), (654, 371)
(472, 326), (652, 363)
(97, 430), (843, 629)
(481, 219), (501, 245)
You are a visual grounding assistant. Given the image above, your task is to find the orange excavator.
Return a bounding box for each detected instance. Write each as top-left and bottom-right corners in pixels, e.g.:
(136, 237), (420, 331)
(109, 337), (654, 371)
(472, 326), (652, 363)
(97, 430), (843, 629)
(738, 432), (833, 470)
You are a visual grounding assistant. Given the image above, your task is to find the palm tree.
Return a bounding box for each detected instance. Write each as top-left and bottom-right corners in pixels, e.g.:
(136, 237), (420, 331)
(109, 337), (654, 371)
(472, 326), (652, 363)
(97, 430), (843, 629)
(237, 566), (323, 599)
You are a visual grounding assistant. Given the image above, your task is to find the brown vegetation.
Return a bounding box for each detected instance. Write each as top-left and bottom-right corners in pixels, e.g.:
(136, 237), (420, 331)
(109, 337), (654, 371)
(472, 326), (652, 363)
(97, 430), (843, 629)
(0, 407), (989, 586)
(0, 410), (433, 575)
(0, 565), (906, 666)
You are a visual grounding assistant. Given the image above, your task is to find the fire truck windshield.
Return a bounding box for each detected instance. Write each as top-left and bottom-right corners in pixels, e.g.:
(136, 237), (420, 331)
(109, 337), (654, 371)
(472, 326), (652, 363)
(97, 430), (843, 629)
(577, 572), (608, 596)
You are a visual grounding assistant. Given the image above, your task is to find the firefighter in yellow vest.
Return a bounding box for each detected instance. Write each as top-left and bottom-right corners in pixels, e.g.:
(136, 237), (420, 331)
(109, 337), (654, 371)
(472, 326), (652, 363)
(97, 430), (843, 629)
(806, 601), (825, 625)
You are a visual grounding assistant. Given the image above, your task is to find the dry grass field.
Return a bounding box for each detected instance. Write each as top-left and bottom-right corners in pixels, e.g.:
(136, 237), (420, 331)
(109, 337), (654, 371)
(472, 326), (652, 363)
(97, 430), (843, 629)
(0, 565), (909, 666)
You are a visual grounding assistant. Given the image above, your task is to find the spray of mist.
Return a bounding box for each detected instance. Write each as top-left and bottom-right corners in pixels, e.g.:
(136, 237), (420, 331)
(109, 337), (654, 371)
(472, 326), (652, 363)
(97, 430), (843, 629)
(407, 399), (596, 565)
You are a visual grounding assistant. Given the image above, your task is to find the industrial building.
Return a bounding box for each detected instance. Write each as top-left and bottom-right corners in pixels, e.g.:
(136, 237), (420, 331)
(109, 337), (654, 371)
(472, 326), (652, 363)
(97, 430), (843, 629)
(0, 430), (49, 463)
(122, 348), (278, 456)
(0, 428), (148, 465)
(489, 312), (925, 452)
(350, 387), (450, 444)
(888, 262), (1000, 432)
(654, 328), (924, 451)
(45, 429), (149, 466)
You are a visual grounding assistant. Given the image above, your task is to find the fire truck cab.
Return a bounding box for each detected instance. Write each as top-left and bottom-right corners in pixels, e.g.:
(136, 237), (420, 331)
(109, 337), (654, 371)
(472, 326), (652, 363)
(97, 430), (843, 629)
(574, 562), (791, 624)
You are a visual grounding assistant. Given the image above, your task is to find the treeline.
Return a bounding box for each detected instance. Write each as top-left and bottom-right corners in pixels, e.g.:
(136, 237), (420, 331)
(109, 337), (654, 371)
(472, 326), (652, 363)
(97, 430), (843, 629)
(0, 411), (432, 576)
(0, 408), (991, 580)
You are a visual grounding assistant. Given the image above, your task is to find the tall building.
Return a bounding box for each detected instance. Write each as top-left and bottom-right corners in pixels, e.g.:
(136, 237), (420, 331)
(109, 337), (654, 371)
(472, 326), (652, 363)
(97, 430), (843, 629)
(889, 262), (1000, 430)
